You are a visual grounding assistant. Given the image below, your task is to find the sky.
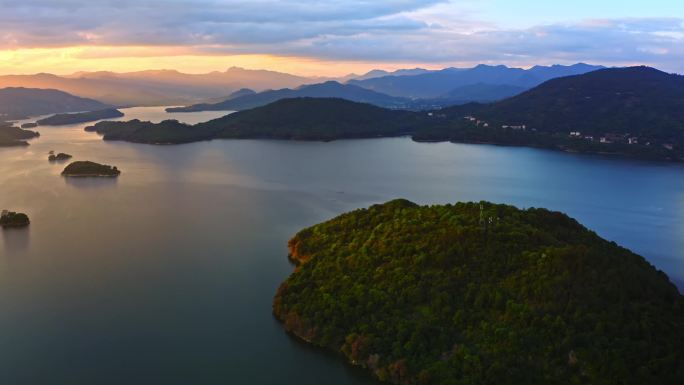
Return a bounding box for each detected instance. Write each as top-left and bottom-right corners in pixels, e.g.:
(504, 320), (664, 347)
(0, 0), (682, 76)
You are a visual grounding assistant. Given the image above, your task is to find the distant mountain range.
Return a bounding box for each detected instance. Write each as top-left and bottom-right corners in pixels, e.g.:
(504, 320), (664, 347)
(226, 88), (257, 99)
(0, 87), (110, 120)
(348, 63), (604, 98)
(0, 68), (316, 107)
(168, 63), (603, 112)
(351, 68), (433, 81)
(0, 63), (603, 108)
(166, 81), (414, 112)
(0, 67), (425, 108)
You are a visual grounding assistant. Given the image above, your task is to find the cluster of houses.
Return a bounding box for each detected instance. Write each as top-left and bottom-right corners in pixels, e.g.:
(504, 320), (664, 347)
(464, 116), (489, 128)
(568, 131), (676, 150)
(569, 131), (640, 145)
(502, 124), (526, 130)
(464, 116), (535, 131)
(460, 116), (676, 151)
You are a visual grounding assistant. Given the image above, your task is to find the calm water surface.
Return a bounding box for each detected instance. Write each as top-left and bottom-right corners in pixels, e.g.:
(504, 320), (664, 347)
(1, 107), (683, 385)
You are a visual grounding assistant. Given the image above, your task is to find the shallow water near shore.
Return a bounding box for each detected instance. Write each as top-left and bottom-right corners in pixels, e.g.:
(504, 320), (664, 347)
(1, 106), (683, 384)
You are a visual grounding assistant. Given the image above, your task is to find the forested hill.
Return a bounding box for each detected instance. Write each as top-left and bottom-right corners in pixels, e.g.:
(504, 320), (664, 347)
(274, 199), (684, 385)
(348, 63), (603, 98)
(209, 97), (419, 140)
(0, 87), (110, 120)
(441, 66), (684, 140)
(87, 98), (421, 143)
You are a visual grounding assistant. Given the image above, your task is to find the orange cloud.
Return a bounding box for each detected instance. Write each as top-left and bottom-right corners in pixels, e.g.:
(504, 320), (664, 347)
(0, 46), (443, 77)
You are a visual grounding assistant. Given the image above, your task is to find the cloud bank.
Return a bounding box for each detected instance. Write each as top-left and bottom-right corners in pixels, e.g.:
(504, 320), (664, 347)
(0, 0), (682, 72)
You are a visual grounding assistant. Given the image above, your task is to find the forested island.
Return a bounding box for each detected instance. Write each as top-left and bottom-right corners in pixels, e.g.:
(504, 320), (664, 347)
(274, 199), (684, 385)
(37, 108), (124, 126)
(87, 98), (421, 143)
(85, 118), (216, 144)
(0, 122), (40, 146)
(0, 210), (30, 228)
(48, 152), (73, 162)
(62, 161), (121, 177)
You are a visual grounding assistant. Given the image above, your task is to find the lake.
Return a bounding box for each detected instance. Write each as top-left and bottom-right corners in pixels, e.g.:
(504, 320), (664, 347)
(1, 107), (683, 385)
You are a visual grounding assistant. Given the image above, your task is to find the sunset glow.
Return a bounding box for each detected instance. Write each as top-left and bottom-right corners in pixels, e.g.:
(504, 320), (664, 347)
(0, 46), (444, 77)
(0, 1), (681, 76)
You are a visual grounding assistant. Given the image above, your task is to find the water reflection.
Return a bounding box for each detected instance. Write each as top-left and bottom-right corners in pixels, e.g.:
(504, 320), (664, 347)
(2, 227), (30, 254)
(48, 158), (71, 164)
(64, 176), (119, 189)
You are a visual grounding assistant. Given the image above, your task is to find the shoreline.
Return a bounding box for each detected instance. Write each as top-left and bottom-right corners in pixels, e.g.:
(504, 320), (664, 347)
(411, 137), (684, 163)
(62, 174), (120, 178)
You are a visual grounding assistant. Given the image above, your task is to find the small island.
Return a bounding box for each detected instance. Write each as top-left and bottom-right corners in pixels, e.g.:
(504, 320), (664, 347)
(48, 152), (73, 162)
(0, 210), (30, 228)
(37, 108), (124, 126)
(21, 122), (38, 129)
(61, 161), (121, 177)
(274, 199), (684, 385)
(0, 123), (40, 147)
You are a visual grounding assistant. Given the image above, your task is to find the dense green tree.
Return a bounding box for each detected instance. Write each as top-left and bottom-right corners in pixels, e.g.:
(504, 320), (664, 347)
(274, 199), (684, 385)
(61, 161), (120, 177)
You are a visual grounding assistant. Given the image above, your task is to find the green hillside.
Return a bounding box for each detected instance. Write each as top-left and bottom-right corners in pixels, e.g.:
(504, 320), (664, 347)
(274, 200), (684, 385)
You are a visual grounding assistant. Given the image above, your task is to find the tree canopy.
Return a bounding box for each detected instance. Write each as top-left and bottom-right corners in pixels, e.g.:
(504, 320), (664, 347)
(274, 199), (684, 385)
